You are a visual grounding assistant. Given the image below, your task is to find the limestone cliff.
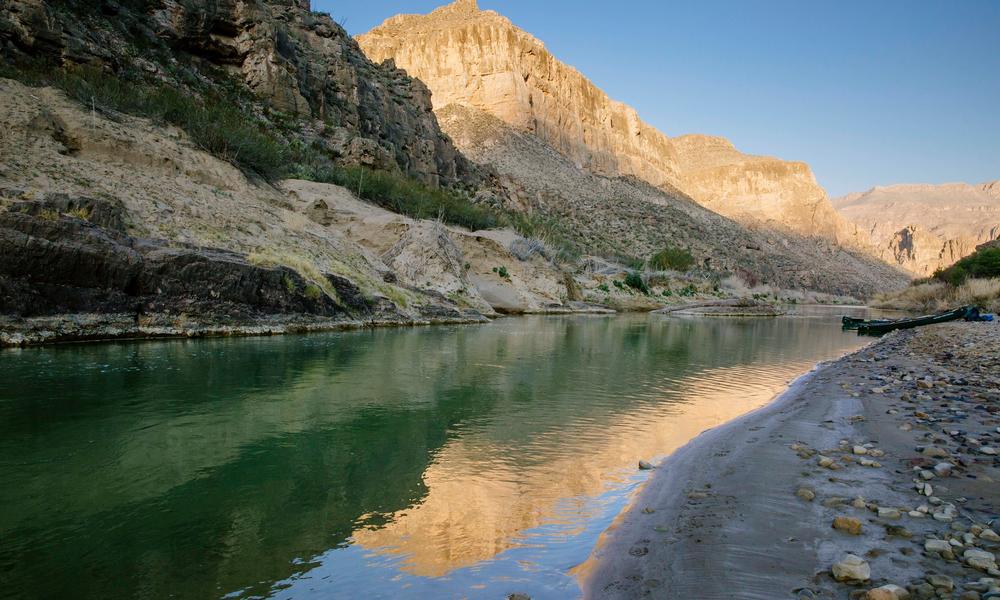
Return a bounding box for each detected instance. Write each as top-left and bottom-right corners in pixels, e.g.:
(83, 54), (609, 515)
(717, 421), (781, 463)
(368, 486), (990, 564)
(358, 0), (856, 240)
(832, 182), (1000, 276)
(0, 0), (476, 186)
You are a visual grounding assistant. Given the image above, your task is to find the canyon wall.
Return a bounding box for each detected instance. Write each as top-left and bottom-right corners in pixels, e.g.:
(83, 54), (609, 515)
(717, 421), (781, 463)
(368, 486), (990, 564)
(832, 182), (1000, 276)
(358, 0), (858, 241)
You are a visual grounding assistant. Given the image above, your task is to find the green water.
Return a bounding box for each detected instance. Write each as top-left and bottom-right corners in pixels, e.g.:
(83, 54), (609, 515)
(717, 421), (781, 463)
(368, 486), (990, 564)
(0, 311), (872, 599)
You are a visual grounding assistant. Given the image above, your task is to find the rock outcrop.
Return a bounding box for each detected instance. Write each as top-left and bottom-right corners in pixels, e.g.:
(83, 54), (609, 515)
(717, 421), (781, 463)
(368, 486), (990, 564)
(357, 0), (857, 240)
(832, 182), (1000, 276)
(1, 0), (477, 186)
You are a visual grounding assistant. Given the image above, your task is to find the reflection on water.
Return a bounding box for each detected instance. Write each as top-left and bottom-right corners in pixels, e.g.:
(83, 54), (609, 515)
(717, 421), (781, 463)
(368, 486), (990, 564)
(0, 311), (872, 599)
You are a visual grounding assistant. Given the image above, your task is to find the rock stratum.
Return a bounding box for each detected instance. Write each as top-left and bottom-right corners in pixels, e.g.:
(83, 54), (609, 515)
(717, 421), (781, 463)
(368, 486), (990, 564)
(358, 0), (860, 242)
(833, 182), (1000, 276)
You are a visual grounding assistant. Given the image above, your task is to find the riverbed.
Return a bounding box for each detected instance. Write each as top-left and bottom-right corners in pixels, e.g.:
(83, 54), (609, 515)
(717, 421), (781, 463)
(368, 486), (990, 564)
(0, 309), (878, 599)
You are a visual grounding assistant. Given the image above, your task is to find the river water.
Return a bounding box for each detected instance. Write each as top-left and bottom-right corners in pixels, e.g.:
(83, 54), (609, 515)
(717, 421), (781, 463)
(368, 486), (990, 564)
(0, 310), (876, 599)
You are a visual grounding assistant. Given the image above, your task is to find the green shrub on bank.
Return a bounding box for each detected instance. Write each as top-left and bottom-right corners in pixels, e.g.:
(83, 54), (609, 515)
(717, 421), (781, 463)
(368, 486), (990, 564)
(292, 163), (500, 231)
(649, 246), (695, 272)
(934, 247), (1000, 285)
(624, 271), (649, 295)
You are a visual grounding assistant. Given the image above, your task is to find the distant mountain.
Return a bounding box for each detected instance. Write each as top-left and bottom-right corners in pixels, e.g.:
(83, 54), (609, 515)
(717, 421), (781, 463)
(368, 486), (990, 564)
(832, 182), (1000, 276)
(357, 0), (861, 244)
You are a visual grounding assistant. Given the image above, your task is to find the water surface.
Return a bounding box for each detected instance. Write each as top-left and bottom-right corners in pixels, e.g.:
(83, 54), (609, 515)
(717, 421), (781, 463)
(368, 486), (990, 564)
(0, 310), (874, 599)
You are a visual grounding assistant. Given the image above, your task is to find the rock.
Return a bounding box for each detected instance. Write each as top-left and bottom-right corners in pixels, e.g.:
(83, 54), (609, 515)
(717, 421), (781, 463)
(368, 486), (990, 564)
(832, 554), (871, 582)
(965, 549), (998, 571)
(981, 447), (998, 456)
(507, 594), (531, 600)
(854, 445), (869, 455)
(933, 504), (958, 522)
(980, 529), (1000, 543)
(925, 539), (952, 553)
(919, 470), (935, 480)
(922, 446), (950, 458)
(933, 463), (953, 477)
(833, 516), (864, 535)
(638, 460), (655, 470)
(865, 585), (911, 600)
(818, 456), (835, 467)
(877, 507), (902, 520)
(796, 488), (816, 502)
(926, 574), (953, 591)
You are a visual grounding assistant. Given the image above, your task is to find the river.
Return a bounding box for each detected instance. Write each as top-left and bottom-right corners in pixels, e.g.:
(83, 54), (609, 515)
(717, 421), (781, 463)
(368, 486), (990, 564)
(0, 309), (876, 599)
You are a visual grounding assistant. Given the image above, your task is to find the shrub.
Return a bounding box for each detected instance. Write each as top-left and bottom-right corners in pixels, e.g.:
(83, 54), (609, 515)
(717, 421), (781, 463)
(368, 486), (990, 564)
(649, 246), (695, 272)
(294, 163), (500, 231)
(935, 248), (1000, 285)
(624, 271), (649, 295)
(497, 266), (510, 279)
(597, 283), (610, 293)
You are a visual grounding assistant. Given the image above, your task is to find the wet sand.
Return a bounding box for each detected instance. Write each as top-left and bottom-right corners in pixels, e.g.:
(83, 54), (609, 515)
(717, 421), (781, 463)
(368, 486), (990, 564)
(581, 322), (1000, 599)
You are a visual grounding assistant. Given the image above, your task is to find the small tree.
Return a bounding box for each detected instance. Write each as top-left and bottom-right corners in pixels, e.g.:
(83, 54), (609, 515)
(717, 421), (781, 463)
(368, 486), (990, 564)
(649, 246), (695, 272)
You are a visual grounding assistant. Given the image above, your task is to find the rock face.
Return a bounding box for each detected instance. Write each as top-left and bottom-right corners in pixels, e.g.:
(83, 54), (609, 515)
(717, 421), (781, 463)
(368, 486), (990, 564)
(0, 0), (476, 186)
(357, 0), (857, 240)
(0, 195), (359, 320)
(832, 182), (1000, 276)
(436, 103), (909, 298)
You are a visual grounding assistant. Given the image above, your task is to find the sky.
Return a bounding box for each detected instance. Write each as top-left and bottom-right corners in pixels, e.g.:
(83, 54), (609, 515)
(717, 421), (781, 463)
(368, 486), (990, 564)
(317, 0), (1000, 197)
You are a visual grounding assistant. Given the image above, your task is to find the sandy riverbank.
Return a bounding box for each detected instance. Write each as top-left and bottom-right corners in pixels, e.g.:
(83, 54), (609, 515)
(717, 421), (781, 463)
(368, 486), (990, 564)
(580, 321), (1000, 599)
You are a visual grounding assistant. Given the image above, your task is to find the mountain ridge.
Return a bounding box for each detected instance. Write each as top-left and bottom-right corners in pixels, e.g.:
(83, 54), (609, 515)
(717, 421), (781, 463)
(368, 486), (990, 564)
(357, 0), (861, 243)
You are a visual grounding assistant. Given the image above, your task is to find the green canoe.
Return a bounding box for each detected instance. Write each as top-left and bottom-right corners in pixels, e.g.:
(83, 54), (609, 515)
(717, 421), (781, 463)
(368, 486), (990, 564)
(855, 306), (978, 336)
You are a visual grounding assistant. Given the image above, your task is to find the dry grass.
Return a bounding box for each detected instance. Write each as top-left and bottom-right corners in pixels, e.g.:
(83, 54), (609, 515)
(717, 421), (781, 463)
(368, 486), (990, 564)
(873, 278), (1000, 313)
(248, 251), (340, 304)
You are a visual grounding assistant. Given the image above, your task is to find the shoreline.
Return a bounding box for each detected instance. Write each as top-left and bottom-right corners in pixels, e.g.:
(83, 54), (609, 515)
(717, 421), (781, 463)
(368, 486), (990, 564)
(580, 321), (1000, 599)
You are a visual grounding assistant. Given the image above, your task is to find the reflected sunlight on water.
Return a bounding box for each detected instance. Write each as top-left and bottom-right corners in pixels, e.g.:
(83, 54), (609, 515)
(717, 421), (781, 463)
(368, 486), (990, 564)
(0, 310), (878, 599)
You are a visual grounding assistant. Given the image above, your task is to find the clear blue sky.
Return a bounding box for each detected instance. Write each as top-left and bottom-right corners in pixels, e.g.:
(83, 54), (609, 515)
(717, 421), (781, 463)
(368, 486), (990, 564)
(317, 0), (1000, 197)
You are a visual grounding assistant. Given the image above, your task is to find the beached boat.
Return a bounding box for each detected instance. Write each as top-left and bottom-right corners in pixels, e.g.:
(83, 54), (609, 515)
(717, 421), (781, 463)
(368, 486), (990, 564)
(855, 306), (979, 336)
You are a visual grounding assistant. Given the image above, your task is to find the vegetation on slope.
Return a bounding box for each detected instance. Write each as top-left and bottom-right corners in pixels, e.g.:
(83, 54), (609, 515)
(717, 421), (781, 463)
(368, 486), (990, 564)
(874, 245), (1000, 313)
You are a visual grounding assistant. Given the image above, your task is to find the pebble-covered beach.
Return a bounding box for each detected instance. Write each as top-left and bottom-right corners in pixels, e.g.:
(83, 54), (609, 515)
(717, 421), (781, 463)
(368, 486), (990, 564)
(583, 322), (1000, 599)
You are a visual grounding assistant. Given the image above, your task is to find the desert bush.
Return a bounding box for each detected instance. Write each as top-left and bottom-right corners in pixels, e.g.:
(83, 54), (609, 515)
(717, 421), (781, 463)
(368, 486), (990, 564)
(624, 271), (649, 295)
(649, 246), (695, 272)
(934, 247), (1000, 285)
(873, 277), (1000, 314)
(294, 163), (500, 231)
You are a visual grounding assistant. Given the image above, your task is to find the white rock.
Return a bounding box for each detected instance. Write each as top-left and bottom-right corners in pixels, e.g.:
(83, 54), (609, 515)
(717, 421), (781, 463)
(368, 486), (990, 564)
(933, 504), (958, 522)
(919, 470), (935, 480)
(853, 445), (868, 455)
(925, 539), (952, 553)
(933, 462), (952, 477)
(832, 554), (871, 582)
(981, 447), (998, 456)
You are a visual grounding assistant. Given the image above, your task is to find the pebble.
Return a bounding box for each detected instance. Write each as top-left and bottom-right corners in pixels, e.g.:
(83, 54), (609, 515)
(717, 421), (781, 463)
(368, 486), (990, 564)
(926, 574), (953, 591)
(877, 507), (902, 520)
(833, 516), (863, 535)
(832, 554), (871, 582)
(980, 529), (1000, 543)
(925, 539), (952, 553)
(638, 460), (655, 470)
(965, 548), (998, 571)
(933, 462), (953, 477)
(864, 585), (909, 600)
(981, 447), (998, 456)
(922, 446), (950, 458)
(796, 488), (816, 502)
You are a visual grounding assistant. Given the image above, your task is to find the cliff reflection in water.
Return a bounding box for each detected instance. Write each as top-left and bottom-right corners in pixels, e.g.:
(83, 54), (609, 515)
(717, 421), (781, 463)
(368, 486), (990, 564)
(0, 313), (866, 600)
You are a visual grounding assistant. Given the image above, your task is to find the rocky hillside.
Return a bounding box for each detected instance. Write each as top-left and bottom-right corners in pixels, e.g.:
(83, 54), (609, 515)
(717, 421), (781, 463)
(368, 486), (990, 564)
(357, 0), (859, 241)
(1, 0), (478, 187)
(833, 182), (1000, 276)
(438, 103), (908, 297)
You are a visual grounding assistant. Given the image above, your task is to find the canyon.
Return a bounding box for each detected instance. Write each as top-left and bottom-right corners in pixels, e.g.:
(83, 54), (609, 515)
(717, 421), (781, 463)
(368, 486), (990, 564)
(358, 0), (863, 244)
(833, 182), (1000, 276)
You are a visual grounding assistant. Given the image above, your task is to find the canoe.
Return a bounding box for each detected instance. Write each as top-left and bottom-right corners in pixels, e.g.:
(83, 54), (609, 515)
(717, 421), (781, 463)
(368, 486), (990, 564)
(856, 306), (978, 336)
(841, 316), (895, 330)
